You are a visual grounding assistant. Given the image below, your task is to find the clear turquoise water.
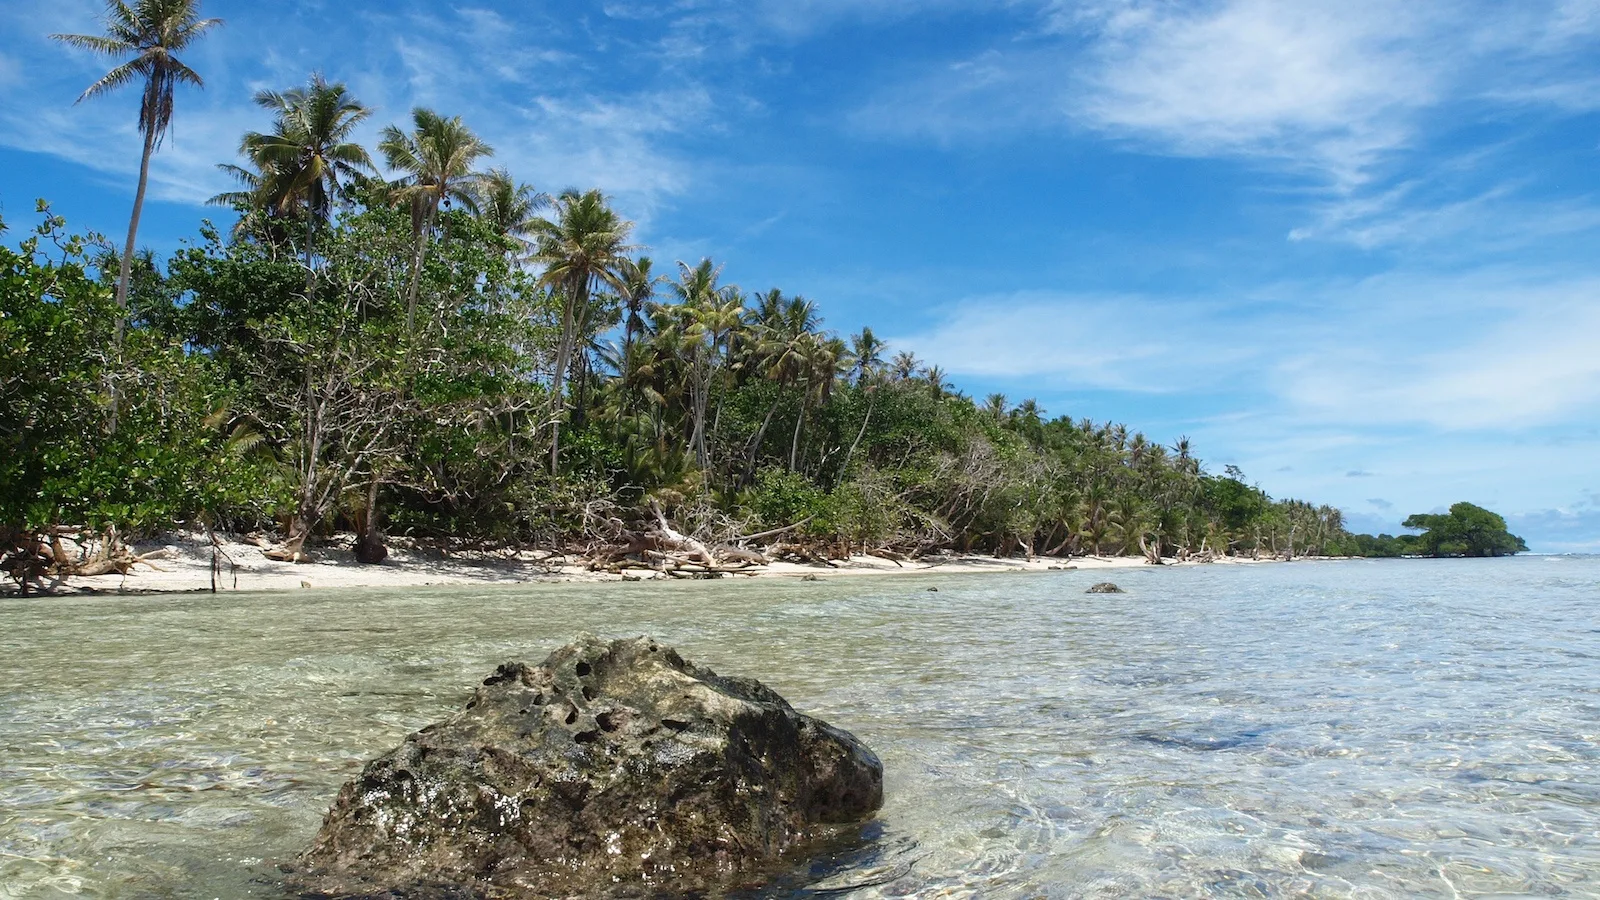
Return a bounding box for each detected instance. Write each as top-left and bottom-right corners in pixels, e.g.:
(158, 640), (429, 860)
(1, 557), (1597, 898)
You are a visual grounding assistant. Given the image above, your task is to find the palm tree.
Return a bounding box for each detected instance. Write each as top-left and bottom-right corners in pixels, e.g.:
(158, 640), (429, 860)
(531, 189), (634, 471)
(840, 328), (888, 480)
(618, 257), (663, 354)
(790, 333), (846, 472)
(984, 393), (1009, 423)
(379, 108), (494, 330)
(890, 350), (920, 381)
(207, 160), (288, 244)
(473, 167), (548, 257)
(849, 327), (886, 385)
(52, 0), (223, 347)
(238, 73), (373, 272)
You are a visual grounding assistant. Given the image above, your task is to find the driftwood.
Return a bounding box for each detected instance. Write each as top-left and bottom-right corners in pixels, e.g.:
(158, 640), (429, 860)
(579, 505), (773, 576)
(1137, 534), (1164, 566)
(2, 527), (172, 590)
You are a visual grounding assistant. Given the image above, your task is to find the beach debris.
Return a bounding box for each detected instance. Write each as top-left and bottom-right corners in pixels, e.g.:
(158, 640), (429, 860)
(2, 526), (171, 590)
(294, 635), (883, 898)
(1086, 582), (1125, 594)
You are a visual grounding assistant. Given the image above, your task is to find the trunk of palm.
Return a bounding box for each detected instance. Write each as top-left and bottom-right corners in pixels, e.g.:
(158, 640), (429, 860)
(116, 126), (156, 342)
(405, 224), (427, 332)
(549, 276), (586, 473)
(838, 391), (875, 485)
(689, 359), (711, 469)
(108, 126), (157, 433)
(788, 389), (806, 473)
(741, 400), (781, 487)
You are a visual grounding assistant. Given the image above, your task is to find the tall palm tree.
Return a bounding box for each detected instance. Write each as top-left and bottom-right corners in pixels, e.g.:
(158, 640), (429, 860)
(473, 167), (548, 257)
(379, 108), (494, 330)
(52, 0), (223, 347)
(984, 393), (1009, 423)
(238, 73), (373, 272)
(890, 350), (920, 381)
(849, 327), (886, 385)
(618, 257), (663, 354)
(531, 189), (634, 471)
(790, 333), (846, 472)
(839, 328), (888, 481)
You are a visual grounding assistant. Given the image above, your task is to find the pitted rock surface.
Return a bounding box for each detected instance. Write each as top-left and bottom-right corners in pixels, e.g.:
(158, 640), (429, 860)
(294, 635), (883, 898)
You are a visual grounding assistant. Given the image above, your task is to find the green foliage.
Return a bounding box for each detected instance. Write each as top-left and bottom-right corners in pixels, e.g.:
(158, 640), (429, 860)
(0, 208), (255, 539)
(1401, 502), (1528, 557)
(744, 468), (824, 528)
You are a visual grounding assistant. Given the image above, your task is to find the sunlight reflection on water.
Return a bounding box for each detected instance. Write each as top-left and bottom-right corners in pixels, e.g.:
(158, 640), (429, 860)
(1, 557), (1597, 898)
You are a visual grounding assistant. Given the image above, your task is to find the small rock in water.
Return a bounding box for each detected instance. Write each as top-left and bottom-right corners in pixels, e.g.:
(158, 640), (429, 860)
(927, 586), (940, 592)
(292, 635), (883, 898)
(801, 573), (820, 581)
(1086, 582), (1125, 594)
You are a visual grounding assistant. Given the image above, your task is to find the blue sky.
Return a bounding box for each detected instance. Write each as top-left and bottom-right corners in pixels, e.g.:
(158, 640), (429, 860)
(4, 0), (1600, 551)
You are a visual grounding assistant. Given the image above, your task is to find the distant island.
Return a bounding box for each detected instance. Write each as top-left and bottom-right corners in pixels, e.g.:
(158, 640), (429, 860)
(1341, 502), (1528, 559)
(0, 2), (1528, 591)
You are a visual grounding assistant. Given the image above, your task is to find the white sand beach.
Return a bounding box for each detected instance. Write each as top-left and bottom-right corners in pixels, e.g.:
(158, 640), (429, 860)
(35, 532), (1276, 594)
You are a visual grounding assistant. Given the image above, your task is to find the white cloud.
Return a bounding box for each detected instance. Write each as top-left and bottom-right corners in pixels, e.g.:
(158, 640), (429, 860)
(1066, 0), (1443, 185)
(1280, 280), (1600, 429)
(895, 269), (1600, 432)
(847, 0), (1600, 248)
(889, 291), (1261, 392)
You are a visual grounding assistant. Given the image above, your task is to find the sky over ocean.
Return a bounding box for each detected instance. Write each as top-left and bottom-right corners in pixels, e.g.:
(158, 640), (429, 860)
(3, 0), (1599, 551)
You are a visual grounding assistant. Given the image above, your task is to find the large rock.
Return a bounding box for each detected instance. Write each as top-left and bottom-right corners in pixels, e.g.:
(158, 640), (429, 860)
(294, 635), (883, 898)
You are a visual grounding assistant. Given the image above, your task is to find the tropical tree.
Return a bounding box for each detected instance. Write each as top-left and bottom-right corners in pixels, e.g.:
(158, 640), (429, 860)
(234, 73), (372, 271)
(618, 256), (662, 354)
(51, 0), (223, 347)
(1403, 502), (1528, 557)
(379, 108), (494, 329)
(473, 167), (548, 257)
(531, 189), (634, 471)
(849, 327), (886, 385)
(890, 349), (919, 380)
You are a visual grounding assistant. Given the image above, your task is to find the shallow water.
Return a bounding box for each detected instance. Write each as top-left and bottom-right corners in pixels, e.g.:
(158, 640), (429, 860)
(2, 557), (1598, 898)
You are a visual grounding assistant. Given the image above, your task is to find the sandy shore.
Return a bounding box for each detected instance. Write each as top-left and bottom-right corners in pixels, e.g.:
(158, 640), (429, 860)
(29, 532), (1275, 595)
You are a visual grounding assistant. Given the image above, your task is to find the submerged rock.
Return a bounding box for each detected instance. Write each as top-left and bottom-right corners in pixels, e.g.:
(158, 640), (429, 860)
(294, 635), (883, 898)
(1086, 582), (1125, 594)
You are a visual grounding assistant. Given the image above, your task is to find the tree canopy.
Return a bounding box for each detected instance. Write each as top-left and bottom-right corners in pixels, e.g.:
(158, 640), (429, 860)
(1402, 503), (1528, 557)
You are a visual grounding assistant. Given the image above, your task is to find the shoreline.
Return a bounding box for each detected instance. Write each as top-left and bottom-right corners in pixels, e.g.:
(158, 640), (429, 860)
(11, 532), (1292, 596)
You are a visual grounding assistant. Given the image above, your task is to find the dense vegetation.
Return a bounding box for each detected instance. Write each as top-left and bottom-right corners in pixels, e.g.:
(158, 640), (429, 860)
(0, 3), (1527, 588)
(1340, 503), (1528, 559)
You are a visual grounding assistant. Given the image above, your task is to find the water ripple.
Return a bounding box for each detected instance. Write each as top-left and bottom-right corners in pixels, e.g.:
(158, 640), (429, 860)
(1, 557), (1597, 897)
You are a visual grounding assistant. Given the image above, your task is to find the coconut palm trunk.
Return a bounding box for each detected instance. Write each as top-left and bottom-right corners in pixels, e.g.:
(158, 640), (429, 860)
(549, 276), (586, 472)
(114, 122), (157, 347)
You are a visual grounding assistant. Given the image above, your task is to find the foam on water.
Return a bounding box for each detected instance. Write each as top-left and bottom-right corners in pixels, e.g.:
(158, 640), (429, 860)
(1, 557), (1597, 898)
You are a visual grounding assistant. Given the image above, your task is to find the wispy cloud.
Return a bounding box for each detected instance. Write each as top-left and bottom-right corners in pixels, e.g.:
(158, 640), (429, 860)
(895, 267), (1600, 433)
(1062, 0), (1445, 185)
(850, 0), (1600, 247)
(888, 291), (1260, 392)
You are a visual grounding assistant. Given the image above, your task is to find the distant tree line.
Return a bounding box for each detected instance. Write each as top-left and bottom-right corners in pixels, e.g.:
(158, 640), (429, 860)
(1340, 503), (1528, 558)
